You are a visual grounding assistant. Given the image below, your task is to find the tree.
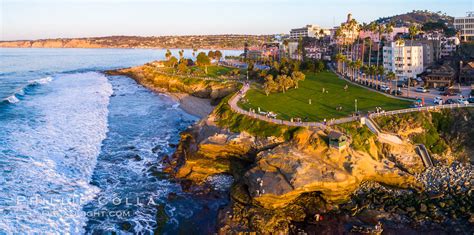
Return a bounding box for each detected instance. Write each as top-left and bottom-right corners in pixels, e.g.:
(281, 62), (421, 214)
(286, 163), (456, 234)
(368, 22), (377, 66)
(165, 49), (172, 61)
(177, 59), (189, 74)
(214, 50), (223, 65)
(386, 71), (396, 92)
(335, 53), (346, 73)
(208, 50), (215, 60)
(263, 74), (275, 96)
(291, 71), (305, 88)
(196, 52), (211, 74)
(168, 56), (178, 68)
(192, 48), (197, 57)
(376, 65), (385, 89)
(376, 24), (385, 68)
(354, 59), (362, 81)
(316, 60), (325, 73)
(178, 49), (184, 60)
(283, 40), (289, 58)
(409, 25), (420, 46)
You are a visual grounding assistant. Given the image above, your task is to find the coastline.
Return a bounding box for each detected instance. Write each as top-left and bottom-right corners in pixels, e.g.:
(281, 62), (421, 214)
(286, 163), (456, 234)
(114, 73), (215, 118)
(164, 91), (214, 118)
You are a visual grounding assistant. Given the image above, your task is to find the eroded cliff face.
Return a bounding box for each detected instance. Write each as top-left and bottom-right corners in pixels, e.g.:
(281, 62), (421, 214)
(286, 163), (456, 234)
(106, 65), (240, 101)
(164, 113), (426, 233)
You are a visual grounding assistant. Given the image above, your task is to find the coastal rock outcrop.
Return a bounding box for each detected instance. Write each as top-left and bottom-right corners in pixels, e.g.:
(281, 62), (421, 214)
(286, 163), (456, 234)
(106, 64), (240, 101)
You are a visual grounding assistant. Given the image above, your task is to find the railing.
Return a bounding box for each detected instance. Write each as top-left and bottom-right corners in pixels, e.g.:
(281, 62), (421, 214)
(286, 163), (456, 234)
(228, 85), (359, 128)
(417, 144), (434, 168)
(369, 103), (474, 118)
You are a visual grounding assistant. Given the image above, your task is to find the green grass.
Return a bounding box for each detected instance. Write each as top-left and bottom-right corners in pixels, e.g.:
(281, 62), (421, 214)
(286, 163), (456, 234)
(239, 71), (412, 122)
(204, 65), (233, 78)
(214, 95), (303, 140)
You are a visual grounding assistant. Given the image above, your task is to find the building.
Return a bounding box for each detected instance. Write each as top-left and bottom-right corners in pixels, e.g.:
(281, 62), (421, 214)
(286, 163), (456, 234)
(261, 42), (280, 60)
(290, 25), (329, 40)
(413, 40), (441, 68)
(331, 13), (359, 45)
(460, 61), (474, 85)
(359, 27), (409, 43)
(422, 63), (456, 88)
(454, 12), (474, 41)
(440, 37), (460, 57)
(287, 41), (301, 60)
(383, 40), (424, 79)
(328, 131), (347, 150)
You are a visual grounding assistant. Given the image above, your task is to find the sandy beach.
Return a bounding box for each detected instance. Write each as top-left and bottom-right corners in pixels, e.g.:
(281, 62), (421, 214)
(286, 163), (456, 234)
(167, 92), (214, 118)
(139, 83), (214, 118)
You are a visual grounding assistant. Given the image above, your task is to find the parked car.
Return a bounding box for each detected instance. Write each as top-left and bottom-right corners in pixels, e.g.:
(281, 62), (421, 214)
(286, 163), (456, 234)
(433, 96), (443, 105)
(380, 85), (390, 92)
(445, 99), (456, 104)
(416, 87), (429, 93)
(468, 97), (474, 103)
(456, 98), (469, 105)
(440, 90), (456, 96)
(391, 90), (403, 96)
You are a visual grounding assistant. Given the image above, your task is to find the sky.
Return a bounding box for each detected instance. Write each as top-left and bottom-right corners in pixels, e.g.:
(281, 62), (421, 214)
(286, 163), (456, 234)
(1, 0), (473, 40)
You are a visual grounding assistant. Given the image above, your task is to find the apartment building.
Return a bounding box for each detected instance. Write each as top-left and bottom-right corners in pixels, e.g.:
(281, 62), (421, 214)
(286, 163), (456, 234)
(359, 27), (409, 43)
(454, 12), (474, 41)
(383, 41), (424, 79)
(290, 25), (329, 39)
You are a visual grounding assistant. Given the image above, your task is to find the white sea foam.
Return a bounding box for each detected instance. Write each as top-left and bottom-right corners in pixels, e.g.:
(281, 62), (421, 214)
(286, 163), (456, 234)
(29, 76), (53, 85)
(0, 72), (113, 233)
(2, 77), (54, 105)
(4, 95), (20, 104)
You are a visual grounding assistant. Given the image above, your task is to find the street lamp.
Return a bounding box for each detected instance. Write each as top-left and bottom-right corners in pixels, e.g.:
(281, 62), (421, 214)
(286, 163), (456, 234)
(355, 99), (358, 113)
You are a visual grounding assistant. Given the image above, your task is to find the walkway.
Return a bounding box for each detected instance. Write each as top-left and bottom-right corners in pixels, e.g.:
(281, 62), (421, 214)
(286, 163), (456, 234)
(228, 83), (473, 130)
(228, 84), (355, 129)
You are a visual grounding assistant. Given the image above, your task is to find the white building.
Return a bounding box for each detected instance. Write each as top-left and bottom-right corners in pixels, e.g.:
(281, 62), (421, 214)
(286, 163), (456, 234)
(287, 41), (301, 60)
(441, 36), (460, 57)
(383, 41), (424, 79)
(454, 12), (474, 41)
(290, 25), (329, 39)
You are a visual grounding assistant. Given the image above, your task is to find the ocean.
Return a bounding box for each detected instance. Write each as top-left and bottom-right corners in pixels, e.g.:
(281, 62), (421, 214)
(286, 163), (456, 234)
(0, 48), (241, 233)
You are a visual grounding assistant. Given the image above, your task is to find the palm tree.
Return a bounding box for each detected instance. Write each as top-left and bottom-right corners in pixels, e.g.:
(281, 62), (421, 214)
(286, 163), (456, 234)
(386, 71), (396, 93)
(368, 22), (377, 66)
(283, 40), (289, 58)
(354, 59), (362, 81)
(361, 65), (369, 85)
(165, 49), (172, 61)
(335, 53), (346, 73)
(407, 26), (419, 98)
(369, 65), (377, 87)
(376, 24), (385, 68)
(408, 25), (420, 46)
(376, 65), (385, 89)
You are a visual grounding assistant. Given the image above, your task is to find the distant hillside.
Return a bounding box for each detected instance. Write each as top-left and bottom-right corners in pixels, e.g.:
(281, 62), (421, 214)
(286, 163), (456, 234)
(375, 10), (454, 26)
(0, 35), (274, 49)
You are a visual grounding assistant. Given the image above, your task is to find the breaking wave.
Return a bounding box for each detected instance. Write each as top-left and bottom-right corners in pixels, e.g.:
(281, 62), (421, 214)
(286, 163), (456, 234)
(1, 76), (53, 105)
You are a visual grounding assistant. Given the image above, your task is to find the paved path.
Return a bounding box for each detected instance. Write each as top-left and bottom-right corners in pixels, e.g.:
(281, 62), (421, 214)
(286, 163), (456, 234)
(228, 82), (473, 130)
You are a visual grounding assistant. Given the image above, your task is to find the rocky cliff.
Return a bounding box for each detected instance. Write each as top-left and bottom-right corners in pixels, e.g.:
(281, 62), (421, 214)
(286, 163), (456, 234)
(106, 64), (240, 101)
(0, 35), (272, 49)
(165, 107), (473, 233)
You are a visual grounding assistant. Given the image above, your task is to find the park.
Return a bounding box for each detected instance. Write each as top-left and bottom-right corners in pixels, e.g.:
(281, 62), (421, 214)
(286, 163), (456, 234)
(238, 71), (412, 122)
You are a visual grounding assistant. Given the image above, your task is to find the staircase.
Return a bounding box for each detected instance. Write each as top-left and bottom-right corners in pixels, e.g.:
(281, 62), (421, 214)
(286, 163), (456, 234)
(416, 144), (434, 168)
(362, 117), (403, 145)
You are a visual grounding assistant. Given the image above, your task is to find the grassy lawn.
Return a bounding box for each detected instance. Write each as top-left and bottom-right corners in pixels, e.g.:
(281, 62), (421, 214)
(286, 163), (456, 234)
(159, 65), (234, 79)
(205, 65), (233, 78)
(238, 71), (412, 122)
